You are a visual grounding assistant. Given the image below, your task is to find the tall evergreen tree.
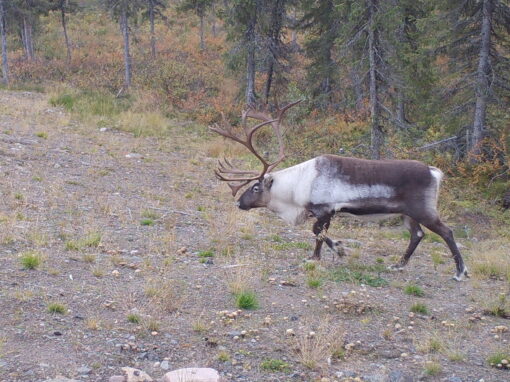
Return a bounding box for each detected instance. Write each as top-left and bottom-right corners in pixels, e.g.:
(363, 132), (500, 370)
(438, 0), (510, 158)
(178, 0), (214, 51)
(104, 0), (144, 88)
(143, 0), (167, 59)
(51, 0), (79, 64)
(224, 0), (261, 105)
(300, 0), (341, 109)
(11, 0), (53, 60)
(0, 0), (8, 85)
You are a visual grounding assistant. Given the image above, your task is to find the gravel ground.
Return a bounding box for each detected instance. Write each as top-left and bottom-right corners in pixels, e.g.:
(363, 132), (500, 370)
(0, 90), (509, 382)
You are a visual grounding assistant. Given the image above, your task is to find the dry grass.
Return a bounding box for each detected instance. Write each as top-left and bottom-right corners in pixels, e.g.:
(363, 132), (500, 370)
(469, 240), (510, 280)
(145, 278), (184, 313)
(224, 263), (257, 296)
(293, 317), (344, 370)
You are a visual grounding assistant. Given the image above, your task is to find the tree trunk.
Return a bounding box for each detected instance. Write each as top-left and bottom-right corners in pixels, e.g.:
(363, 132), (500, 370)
(26, 18), (34, 60)
(470, 0), (493, 158)
(368, 0), (383, 159)
(0, 0), (8, 85)
(199, 9), (205, 51)
(149, 0), (156, 59)
(22, 17), (30, 60)
(245, 13), (257, 105)
(61, 4), (72, 64)
(351, 68), (363, 111)
(211, 2), (217, 37)
(396, 88), (406, 127)
(121, 6), (132, 88)
(264, 0), (285, 103)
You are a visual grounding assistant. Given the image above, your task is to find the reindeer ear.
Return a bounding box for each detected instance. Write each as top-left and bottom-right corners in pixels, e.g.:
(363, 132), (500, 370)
(263, 174), (274, 189)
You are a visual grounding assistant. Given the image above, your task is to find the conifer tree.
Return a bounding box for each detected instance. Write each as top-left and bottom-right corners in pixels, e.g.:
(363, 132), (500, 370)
(0, 0), (8, 85)
(438, 0), (510, 158)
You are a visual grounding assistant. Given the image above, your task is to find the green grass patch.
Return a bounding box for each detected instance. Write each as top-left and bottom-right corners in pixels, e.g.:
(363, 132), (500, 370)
(423, 361), (442, 376)
(306, 276), (322, 289)
(141, 210), (160, 220)
(487, 351), (510, 367)
(35, 132), (48, 139)
(235, 291), (259, 310)
(329, 262), (389, 287)
(272, 241), (312, 251)
(198, 250), (215, 258)
(404, 284), (425, 297)
(65, 232), (101, 251)
(140, 218), (155, 226)
(127, 314), (141, 324)
(260, 358), (290, 372)
(20, 252), (42, 270)
(410, 303), (429, 315)
(47, 302), (67, 314)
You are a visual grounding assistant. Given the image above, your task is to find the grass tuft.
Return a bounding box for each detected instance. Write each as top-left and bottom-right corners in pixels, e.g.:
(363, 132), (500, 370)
(260, 359), (290, 372)
(235, 290), (259, 310)
(47, 302), (67, 314)
(410, 302), (429, 315)
(20, 252), (42, 270)
(404, 284), (425, 297)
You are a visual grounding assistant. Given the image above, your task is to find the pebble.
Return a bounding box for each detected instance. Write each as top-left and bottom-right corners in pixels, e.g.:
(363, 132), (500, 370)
(286, 328), (295, 336)
(162, 368), (220, 382)
(160, 360), (170, 370)
(77, 366), (92, 375)
(125, 153), (143, 159)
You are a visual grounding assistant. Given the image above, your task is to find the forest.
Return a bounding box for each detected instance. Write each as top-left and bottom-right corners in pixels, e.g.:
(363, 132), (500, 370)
(0, 1), (510, 381)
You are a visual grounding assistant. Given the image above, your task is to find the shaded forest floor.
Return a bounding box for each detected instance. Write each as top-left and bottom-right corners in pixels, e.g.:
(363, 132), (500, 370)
(1, 90), (509, 382)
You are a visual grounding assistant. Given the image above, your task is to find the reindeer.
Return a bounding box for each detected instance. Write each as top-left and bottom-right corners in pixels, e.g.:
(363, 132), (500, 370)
(210, 101), (469, 281)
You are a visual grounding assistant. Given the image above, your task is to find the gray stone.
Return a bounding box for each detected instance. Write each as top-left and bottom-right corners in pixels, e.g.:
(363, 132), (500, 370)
(163, 368), (220, 382)
(445, 378), (462, 382)
(77, 366), (92, 375)
(44, 378), (81, 382)
(363, 375), (385, 382)
(160, 360), (170, 370)
(387, 370), (415, 382)
(109, 377), (125, 382)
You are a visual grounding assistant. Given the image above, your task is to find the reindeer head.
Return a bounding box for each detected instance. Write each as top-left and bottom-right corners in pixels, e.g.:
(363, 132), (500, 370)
(209, 100), (302, 203)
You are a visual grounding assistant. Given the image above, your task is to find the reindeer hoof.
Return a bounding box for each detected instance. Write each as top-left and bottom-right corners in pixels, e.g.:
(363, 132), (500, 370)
(332, 240), (345, 257)
(388, 264), (405, 272)
(453, 266), (469, 281)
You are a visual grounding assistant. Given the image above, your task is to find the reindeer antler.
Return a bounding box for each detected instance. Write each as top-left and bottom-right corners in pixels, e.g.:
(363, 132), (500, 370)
(209, 100), (303, 196)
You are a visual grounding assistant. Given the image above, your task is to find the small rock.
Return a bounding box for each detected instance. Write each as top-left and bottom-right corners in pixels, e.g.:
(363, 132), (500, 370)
(161, 360), (170, 370)
(109, 376), (126, 382)
(363, 374), (385, 382)
(286, 329), (295, 336)
(163, 368), (220, 382)
(121, 367), (153, 382)
(125, 153), (144, 159)
(387, 370), (414, 382)
(445, 377), (463, 382)
(112, 270), (120, 277)
(44, 378), (81, 382)
(99, 127), (108, 132)
(77, 366), (92, 375)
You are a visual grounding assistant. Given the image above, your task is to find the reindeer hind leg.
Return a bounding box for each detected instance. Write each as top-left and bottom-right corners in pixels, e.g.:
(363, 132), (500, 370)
(390, 215), (424, 271)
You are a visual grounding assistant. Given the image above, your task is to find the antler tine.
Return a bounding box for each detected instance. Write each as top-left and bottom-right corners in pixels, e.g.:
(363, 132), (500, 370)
(275, 99), (304, 121)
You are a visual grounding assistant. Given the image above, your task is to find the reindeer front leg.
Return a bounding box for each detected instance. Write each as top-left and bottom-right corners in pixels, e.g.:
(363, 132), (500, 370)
(311, 212), (344, 260)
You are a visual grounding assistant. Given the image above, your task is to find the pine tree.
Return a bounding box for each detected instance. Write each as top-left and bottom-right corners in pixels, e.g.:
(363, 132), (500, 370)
(300, 0), (341, 109)
(104, 0), (144, 88)
(178, 0), (214, 51)
(0, 0), (8, 85)
(142, 0), (167, 59)
(437, 0), (510, 158)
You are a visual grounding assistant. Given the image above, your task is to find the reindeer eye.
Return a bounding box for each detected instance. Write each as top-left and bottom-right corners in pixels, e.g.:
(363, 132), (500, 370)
(252, 185), (260, 192)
